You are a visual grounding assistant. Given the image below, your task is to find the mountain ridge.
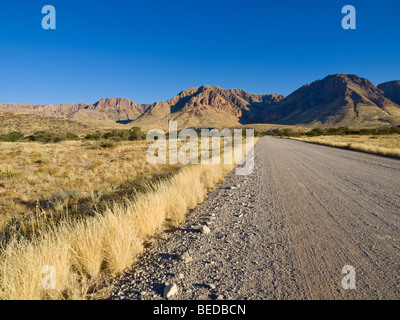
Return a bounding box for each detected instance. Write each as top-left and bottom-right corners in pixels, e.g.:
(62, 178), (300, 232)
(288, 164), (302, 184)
(378, 81), (400, 106)
(262, 74), (400, 126)
(1, 74), (399, 128)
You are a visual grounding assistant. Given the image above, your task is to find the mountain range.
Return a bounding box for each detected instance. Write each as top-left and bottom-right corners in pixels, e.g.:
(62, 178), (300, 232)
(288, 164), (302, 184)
(1, 74), (399, 129)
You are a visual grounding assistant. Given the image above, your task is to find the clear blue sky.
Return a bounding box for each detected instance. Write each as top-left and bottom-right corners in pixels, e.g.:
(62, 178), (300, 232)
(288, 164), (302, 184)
(0, 0), (399, 105)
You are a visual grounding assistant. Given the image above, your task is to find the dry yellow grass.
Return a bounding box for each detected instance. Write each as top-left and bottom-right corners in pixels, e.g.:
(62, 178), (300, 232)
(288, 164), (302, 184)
(0, 110), (127, 136)
(0, 163), (234, 300)
(293, 135), (400, 157)
(0, 140), (181, 238)
(0, 136), (255, 300)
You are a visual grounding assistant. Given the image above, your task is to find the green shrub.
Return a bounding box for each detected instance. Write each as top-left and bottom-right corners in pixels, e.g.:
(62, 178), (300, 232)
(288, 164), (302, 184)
(0, 132), (25, 142)
(65, 132), (79, 140)
(27, 131), (63, 143)
(27, 131), (80, 143)
(325, 127), (349, 135)
(101, 127), (144, 141)
(266, 126), (400, 138)
(84, 131), (102, 141)
(372, 126), (400, 135)
(266, 128), (303, 137)
(306, 128), (326, 137)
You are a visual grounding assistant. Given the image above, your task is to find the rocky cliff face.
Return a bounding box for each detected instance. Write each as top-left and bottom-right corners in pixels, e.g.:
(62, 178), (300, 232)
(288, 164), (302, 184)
(263, 74), (400, 126)
(88, 98), (148, 121)
(132, 85), (284, 128)
(378, 81), (400, 106)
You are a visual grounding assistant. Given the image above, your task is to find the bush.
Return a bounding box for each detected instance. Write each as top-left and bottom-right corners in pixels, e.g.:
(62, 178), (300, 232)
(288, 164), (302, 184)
(101, 127), (144, 141)
(266, 128), (302, 137)
(129, 127), (144, 140)
(84, 131), (102, 141)
(27, 131), (61, 143)
(372, 126), (400, 135)
(306, 128), (326, 137)
(265, 129), (280, 136)
(282, 128), (302, 137)
(27, 131), (80, 143)
(325, 127), (349, 135)
(65, 132), (79, 140)
(0, 132), (25, 142)
(265, 126), (400, 138)
(254, 131), (264, 137)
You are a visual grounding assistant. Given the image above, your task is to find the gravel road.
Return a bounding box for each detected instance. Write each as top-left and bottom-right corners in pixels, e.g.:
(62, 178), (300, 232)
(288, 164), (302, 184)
(110, 137), (400, 300)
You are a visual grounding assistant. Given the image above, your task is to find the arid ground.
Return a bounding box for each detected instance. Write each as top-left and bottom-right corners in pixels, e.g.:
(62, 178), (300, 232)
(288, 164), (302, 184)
(110, 137), (400, 300)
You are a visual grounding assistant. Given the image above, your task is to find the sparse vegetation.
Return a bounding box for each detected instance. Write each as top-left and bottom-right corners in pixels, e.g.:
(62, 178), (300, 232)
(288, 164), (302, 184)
(0, 127), (145, 145)
(99, 127), (144, 141)
(293, 135), (400, 158)
(26, 131), (80, 143)
(265, 126), (400, 137)
(264, 126), (400, 157)
(0, 140), (176, 240)
(0, 133), (255, 300)
(0, 110), (129, 136)
(0, 165), (15, 179)
(0, 132), (25, 142)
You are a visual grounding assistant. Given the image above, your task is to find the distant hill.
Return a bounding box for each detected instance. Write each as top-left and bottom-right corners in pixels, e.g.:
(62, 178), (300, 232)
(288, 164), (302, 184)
(0, 98), (148, 122)
(0, 102), (90, 118)
(0, 110), (127, 135)
(132, 85), (284, 129)
(1, 74), (399, 129)
(262, 74), (400, 127)
(378, 81), (400, 106)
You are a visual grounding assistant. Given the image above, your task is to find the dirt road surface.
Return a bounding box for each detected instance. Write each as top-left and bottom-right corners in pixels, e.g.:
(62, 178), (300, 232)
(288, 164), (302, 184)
(110, 137), (400, 300)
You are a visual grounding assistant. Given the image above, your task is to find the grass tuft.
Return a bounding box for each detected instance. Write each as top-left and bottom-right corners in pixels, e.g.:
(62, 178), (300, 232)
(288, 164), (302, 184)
(0, 137), (254, 299)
